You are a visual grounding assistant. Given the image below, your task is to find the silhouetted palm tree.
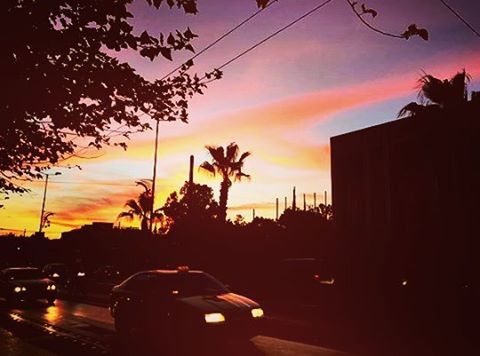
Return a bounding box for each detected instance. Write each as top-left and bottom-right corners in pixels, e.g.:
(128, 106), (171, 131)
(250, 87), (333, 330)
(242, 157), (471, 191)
(200, 142), (251, 221)
(118, 180), (163, 232)
(398, 70), (471, 118)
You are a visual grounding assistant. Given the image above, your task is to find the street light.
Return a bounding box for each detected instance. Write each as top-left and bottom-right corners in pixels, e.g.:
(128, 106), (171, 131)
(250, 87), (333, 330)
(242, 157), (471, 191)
(38, 172), (61, 233)
(150, 118), (160, 234)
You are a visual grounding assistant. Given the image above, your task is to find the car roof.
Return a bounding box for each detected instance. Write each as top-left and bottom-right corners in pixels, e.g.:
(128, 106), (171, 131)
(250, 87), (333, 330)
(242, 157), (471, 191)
(2, 267), (40, 272)
(143, 269), (204, 274)
(45, 263), (66, 266)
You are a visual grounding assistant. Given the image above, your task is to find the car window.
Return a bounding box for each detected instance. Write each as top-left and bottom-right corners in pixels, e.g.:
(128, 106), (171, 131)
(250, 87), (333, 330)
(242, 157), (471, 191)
(172, 273), (228, 297)
(123, 273), (157, 291)
(6, 269), (43, 280)
(123, 272), (228, 297)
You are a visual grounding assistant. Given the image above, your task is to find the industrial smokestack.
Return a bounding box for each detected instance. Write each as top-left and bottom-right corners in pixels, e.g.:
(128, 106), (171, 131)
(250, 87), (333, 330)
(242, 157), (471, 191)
(189, 155), (194, 184)
(292, 186), (296, 211)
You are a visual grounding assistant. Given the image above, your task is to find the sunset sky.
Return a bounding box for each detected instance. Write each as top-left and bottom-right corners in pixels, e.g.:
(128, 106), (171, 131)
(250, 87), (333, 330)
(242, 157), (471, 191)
(2, 0), (480, 237)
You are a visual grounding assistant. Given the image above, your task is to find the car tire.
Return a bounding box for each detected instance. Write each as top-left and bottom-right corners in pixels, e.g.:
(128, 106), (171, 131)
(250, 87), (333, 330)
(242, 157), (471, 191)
(5, 296), (17, 306)
(114, 311), (132, 338)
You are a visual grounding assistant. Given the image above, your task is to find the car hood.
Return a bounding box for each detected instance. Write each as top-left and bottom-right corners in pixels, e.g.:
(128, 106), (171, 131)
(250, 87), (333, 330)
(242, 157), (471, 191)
(176, 292), (259, 313)
(11, 278), (53, 286)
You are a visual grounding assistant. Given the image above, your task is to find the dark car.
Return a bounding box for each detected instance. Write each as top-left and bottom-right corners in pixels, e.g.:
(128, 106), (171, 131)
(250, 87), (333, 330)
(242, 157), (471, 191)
(64, 264), (88, 297)
(110, 267), (264, 341)
(93, 265), (123, 283)
(0, 267), (57, 304)
(42, 263), (69, 286)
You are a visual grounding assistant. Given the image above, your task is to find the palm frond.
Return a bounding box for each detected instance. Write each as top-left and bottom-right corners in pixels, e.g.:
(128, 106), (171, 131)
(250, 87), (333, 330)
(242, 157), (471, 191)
(199, 161), (216, 177)
(225, 142), (239, 163)
(124, 199), (142, 214)
(418, 74), (446, 105)
(138, 191), (152, 216)
(397, 102), (424, 118)
(238, 151), (251, 163)
(135, 179), (152, 193)
(117, 211), (134, 221)
(206, 145), (226, 166)
(234, 171), (251, 182)
(449, 69), (470, 102)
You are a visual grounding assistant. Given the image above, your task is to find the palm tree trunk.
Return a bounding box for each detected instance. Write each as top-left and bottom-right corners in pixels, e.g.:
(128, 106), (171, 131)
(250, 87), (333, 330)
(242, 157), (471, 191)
(141, 217), (149, 232)
(219, 178), (230, 221)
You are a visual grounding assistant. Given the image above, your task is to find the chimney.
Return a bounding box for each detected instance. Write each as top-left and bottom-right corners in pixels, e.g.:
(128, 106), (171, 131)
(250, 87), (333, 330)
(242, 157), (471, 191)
(292, 186), (296, 211)
(189, 155), (194, 184)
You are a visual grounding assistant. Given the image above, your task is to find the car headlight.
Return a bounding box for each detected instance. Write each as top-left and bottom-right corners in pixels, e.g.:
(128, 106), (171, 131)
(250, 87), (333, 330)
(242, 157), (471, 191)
(204, 313), (225, 324)
(77, 272), (86, 277)
(52, 273), (60, 278)
(251, 308), (264, 318)
(14, 286), (21, 293)
(47, 285), (56, 291)
(21, 287), (26, 292)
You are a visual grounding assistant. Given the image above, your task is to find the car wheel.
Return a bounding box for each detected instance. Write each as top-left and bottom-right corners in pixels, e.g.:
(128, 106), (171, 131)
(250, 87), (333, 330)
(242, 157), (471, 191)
(114, 312), (132, 338)
(5, 296), (17, 306)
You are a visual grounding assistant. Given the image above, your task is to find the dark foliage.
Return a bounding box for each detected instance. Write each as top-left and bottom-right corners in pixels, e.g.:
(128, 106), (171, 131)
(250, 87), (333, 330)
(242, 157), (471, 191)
(1, 0), (205, 193)
(1, 0), (267, 194)
(162, 181), (219, 226)
(118, 180), (163, 232)
(199, 142), (251, 221)
(398, 70), (478, 118)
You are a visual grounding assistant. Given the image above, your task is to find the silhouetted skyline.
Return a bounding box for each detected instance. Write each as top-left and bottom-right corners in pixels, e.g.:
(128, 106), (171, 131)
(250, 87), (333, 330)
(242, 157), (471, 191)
(1, 0), (479, 237)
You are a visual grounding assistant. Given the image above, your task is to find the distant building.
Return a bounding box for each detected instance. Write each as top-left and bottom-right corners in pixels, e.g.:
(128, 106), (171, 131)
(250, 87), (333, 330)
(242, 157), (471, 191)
(61, 222), (115, 239)
(331, 98), (480, 293)
(61, 222), (147, 240)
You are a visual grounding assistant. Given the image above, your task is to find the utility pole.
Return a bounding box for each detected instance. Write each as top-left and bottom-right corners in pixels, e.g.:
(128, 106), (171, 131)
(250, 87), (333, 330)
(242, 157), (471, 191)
(38, 172), (60, 233)
(150, 118), (160, 235)
(324, 190), (328, 205)
(303, 193), (306, 211)
(314, 192), (317, 207)
(284, 197), (287, 211)
(253, 208), (256, 220)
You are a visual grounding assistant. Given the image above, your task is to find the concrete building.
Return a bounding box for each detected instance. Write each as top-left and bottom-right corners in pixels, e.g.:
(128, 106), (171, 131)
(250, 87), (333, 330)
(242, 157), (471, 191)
(330, 100), (480, 294)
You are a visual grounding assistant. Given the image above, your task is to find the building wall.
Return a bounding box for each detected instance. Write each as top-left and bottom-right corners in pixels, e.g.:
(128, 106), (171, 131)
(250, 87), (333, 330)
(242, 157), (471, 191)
(331, 111), (480, 294)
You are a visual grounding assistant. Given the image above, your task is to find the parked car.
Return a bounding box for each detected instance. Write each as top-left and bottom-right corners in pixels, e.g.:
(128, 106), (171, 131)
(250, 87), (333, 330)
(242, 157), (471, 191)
(64, 264), (88, 297)
(0, 267), (57, 304)
(93, 265), (123, 283)
(110, 267), (264, 341)
(42, 263), (69, 286)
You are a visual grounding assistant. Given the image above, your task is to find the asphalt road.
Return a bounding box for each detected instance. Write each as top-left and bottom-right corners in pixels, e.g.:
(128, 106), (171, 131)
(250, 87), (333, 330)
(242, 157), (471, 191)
(0, 299), (353, 356)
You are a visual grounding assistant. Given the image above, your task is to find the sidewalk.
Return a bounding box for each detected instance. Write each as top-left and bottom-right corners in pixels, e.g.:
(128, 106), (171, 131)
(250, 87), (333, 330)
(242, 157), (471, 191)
(0, 328), (55, 356)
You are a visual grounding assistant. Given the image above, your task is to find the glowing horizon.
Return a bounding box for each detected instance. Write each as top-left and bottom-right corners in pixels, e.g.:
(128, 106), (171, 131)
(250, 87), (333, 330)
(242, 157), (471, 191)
(1, 0), (479, 237)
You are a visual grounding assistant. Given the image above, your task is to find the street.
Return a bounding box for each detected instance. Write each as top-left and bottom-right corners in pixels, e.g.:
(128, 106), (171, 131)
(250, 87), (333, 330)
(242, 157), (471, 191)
(0, 299), (352, 356)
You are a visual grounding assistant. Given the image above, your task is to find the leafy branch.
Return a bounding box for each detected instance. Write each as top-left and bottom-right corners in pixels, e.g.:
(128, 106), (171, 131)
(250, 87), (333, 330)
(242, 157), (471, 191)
(346, 1), (429, 40)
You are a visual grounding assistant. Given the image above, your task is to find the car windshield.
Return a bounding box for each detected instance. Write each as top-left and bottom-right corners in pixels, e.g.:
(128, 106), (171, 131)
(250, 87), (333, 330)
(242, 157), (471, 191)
(6, 269), (43, 280)
(47, 265), (67, 274)
(170, 273), (228, 297)
(128, 272), (229, 297)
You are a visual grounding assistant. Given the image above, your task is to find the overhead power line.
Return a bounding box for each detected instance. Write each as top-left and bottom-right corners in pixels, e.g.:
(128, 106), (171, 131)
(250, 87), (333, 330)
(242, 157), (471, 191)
(160, 0), (279, 80)
(439, 0), (480, 38)
(200, 0), (334, 82)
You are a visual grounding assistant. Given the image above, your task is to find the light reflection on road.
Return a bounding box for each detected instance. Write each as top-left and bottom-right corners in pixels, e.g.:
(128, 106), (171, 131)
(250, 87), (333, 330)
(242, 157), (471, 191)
(43, 305), (61, 324)
(4, 300), (352, 356)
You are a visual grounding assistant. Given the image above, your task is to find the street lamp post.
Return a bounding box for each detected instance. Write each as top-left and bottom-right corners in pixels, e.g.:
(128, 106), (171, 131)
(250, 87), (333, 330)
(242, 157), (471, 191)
(39, 172), (60, 233)
(150, 118), (160, 234)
